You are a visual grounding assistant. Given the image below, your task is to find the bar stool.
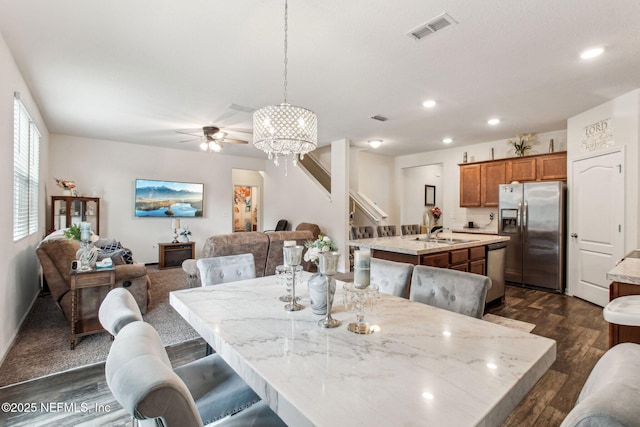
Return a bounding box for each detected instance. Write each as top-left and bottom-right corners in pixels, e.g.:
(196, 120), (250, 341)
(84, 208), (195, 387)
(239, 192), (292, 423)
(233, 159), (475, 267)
(603, 295), (640, 348)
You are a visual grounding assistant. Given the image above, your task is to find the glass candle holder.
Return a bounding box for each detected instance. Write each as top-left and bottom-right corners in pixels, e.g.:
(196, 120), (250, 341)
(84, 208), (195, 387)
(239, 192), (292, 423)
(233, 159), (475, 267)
(353, 249), (371, 289)
(283, 245), (304, 267)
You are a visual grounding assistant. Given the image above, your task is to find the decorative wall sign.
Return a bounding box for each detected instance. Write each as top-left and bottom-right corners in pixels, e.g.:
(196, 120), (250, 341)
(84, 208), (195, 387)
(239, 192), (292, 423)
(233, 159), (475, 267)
(581, 118), (613, 152)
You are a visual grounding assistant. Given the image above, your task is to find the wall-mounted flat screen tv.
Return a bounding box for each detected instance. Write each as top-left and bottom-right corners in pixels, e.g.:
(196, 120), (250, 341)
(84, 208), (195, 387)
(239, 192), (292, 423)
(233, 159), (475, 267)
(134, 179), (204, 217)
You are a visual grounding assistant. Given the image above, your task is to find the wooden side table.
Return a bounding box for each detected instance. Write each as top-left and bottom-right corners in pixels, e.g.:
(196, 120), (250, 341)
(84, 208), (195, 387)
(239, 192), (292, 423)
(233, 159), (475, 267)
(69, 268), (115, 350)
(159, 241), (195, 269)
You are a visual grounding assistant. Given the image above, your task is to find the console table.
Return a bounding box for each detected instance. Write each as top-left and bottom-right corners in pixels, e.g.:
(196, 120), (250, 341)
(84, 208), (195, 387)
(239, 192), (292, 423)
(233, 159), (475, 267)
(159, 241), (195, 269)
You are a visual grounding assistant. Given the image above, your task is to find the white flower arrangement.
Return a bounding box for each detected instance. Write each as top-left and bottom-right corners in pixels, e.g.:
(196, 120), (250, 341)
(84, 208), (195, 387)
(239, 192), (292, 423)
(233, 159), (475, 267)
(304, 235), (338, 264)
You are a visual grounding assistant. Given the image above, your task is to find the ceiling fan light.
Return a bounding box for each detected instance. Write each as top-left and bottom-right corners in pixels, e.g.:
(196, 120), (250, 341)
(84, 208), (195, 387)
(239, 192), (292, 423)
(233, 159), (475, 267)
(368, 139), (382, 148)
(211, 141), (222, 152)
(199, 142), (209, 151)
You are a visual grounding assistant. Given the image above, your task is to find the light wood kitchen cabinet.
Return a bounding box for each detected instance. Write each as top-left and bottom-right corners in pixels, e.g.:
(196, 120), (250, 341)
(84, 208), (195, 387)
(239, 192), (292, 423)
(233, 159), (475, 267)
(480, 161), (505, 207)
(506, 157), (537, 182)
(459, 164), (482, 207)
(537, 152), (567, 180)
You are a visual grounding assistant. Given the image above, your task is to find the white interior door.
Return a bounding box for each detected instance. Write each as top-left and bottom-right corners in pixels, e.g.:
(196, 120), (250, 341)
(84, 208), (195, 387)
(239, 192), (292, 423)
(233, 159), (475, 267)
(568, 149), (624, 307)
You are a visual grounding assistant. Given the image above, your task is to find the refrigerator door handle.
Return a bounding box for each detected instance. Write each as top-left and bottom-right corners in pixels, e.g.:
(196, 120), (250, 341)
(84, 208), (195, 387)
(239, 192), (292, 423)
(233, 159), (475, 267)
(517, 202), (522, 228)
(523, 201), (528, 229)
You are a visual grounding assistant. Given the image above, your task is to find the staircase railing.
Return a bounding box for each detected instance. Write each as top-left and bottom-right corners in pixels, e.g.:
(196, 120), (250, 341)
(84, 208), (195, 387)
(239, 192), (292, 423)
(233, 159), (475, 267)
(299, 154), (388, 223)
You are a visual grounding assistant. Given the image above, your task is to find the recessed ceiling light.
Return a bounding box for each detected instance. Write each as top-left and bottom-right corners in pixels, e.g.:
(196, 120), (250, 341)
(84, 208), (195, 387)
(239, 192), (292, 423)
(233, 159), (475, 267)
(422, 99), (437, 108)
(580, 46), (604, 60)
(442, 137), (453, 144)
(487, 118), (500, 125)
(368, 139), (382, 148)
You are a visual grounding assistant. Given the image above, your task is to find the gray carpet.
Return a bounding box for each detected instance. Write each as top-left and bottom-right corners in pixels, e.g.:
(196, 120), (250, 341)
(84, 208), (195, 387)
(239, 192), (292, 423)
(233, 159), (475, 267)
(0, 265), (199, 387)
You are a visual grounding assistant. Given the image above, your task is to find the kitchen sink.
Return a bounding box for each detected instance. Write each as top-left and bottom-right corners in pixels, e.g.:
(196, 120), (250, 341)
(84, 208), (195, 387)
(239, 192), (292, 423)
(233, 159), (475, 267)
(415, 237), (479, 245)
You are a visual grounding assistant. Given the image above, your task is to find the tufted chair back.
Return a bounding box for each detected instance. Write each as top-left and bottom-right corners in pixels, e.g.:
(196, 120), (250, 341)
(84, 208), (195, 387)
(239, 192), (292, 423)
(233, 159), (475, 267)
(370, 258), (414, 298)
(376, 225), (397, 237)
(401, 224), (421, 235)
(99, 288), (143, 336)
(105, 321), (286, 427)
(409, 266), (491, 319)
(350, 226), (375, 240)
(196, 254), (256, 286)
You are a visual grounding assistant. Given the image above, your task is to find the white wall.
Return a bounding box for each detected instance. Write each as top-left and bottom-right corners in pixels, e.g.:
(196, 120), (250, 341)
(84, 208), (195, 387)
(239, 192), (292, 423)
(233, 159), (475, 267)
(49, 135), (267, 263)
(0, 34), (50, 363)
(401, 164), (443, 226)
(356, 151), (395, 225)
(263, 140), (350, 272)
(394, 130), (567, 233)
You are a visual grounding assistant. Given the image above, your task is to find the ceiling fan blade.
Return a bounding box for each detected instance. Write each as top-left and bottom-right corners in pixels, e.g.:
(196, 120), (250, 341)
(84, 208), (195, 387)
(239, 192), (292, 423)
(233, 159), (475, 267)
(224, 138), (249, 145)
(179, 138), (200, 143)
(176, 130), (202, 137)
(225, 127), (253, 134)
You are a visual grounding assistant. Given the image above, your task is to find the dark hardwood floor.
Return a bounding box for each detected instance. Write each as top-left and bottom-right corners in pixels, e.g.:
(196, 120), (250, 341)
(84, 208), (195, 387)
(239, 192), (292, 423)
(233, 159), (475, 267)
(0, 285), (608, 426)
(489, 285), (608, 426)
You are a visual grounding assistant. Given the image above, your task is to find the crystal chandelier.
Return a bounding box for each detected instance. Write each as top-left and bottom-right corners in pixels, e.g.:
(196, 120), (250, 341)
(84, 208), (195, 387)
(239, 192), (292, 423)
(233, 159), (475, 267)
(253, 0), (317, 173)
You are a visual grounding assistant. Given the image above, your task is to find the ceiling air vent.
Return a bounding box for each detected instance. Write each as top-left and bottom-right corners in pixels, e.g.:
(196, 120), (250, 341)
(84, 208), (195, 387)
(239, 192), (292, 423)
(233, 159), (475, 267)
(407, 13), (457, 40)
(370, 115), (388, 122)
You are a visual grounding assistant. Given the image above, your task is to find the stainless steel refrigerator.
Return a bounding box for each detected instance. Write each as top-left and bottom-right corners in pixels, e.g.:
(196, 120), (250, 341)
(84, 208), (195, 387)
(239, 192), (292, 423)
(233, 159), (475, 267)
(498, 181), (566, 292)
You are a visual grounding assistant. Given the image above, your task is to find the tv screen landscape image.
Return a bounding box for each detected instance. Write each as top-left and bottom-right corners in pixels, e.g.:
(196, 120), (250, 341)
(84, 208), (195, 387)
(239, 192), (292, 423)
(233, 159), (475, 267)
(135, 179), (204, 217)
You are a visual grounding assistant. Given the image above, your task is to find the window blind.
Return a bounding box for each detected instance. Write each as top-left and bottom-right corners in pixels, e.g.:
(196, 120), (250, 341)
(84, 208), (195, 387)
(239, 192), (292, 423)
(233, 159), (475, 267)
(13, 95), (40, 241)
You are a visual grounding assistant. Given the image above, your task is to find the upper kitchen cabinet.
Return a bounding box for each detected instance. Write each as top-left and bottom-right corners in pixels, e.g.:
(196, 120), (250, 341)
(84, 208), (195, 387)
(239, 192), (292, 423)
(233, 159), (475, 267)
(537, 152), (567, 180)
(459, 152), (566, 207)
(480, 161), (506, 207)
(459, 164), (482, 207)
(505, 157), (537, 182)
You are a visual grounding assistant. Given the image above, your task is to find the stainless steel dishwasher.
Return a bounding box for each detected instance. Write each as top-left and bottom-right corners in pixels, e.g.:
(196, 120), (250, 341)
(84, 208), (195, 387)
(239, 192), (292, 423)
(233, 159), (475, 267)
(486, 242), (507, 304)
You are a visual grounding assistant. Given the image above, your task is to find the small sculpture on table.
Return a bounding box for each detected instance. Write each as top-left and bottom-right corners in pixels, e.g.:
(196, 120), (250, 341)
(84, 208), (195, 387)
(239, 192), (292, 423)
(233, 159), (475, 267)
(283, 243), (304, 311)
(317, 252), (341, 328)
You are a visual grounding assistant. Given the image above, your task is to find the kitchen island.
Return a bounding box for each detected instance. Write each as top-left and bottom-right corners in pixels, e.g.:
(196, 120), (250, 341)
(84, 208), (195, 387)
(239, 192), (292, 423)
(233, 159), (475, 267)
(606, 251), (640, 347)
(349, 232), (510, 303)
(348, 232), (509, 270)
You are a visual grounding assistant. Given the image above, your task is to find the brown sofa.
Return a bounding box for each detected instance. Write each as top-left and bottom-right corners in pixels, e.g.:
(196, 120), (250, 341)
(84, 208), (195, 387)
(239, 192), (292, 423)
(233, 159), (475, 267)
(37, 237), (150, 319)
(184, 230), (315, 285)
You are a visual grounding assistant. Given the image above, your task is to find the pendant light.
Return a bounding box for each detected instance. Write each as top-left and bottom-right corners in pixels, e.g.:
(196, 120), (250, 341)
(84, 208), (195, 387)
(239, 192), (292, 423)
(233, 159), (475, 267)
(252, 0), (318, 174)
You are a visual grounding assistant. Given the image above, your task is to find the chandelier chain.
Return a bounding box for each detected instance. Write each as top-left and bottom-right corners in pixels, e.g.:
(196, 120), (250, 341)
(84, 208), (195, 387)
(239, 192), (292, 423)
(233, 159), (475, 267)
(283, 0), (288, 104)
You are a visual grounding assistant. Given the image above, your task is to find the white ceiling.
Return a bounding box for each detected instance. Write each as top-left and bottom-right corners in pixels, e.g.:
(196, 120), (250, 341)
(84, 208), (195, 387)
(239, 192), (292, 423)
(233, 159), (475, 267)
(1, 0), (639, 158)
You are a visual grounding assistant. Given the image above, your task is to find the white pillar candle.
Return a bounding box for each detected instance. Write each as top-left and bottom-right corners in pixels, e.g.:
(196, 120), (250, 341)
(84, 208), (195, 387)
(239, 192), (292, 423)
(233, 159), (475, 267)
(80, 222), (91, 242)
(284, 240), (296, 247)
(354, 249), (371, 268)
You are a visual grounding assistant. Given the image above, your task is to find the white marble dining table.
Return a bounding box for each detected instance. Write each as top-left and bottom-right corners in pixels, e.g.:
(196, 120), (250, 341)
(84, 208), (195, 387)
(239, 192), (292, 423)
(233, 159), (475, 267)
(170, 272), (556, 427)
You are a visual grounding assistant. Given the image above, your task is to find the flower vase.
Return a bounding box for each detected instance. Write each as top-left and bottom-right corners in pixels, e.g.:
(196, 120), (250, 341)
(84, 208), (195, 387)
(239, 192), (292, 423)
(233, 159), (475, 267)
(307, 273), (336, 315)
(63, 189), (72, 196)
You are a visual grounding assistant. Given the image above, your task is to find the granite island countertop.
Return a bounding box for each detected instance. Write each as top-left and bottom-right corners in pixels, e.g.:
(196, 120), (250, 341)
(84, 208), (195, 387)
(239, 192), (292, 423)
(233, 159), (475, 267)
(349, 232), (509, 256)
(607, 251), (640, 285)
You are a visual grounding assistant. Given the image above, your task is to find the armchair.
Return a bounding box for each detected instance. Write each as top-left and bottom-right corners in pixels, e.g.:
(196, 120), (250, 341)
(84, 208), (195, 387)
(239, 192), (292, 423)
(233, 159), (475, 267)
(36, 237), (150, 320)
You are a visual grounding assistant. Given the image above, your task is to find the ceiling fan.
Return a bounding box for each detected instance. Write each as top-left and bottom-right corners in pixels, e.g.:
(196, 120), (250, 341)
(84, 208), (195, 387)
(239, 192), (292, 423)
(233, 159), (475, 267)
(178, 126), (250, 152)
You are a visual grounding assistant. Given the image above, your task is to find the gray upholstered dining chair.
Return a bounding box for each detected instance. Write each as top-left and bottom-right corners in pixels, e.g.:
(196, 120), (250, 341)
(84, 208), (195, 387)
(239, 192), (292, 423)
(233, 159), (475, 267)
(560, 342), (640, 427)
(350, 226), (375, 240)
(376, 225), (397, 237)
(98, 287), (143, 336)
(401, 224), (421, 235)
(105, 320), (287, 427)
(370, 258), (414, 298)
(196, 253), (256, 287)
(409, 266), (491, 319)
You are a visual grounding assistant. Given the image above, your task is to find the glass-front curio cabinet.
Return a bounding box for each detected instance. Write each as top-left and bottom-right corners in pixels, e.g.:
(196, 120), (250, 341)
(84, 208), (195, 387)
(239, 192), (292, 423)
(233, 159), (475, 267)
(50, 196), (100, 235)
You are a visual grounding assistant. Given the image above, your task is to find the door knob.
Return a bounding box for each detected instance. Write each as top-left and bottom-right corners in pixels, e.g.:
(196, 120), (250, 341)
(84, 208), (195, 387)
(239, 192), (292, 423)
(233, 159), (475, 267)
(570, 233), (578, 238)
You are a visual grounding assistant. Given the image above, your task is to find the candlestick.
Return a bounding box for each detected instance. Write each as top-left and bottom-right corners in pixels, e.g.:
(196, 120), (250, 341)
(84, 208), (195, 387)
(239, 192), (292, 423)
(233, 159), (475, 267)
(354, 249), (371, 288)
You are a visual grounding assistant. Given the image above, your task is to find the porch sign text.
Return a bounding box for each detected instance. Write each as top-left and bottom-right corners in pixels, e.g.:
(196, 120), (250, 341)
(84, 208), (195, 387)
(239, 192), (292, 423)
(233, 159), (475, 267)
(581, 118), (613, 152)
